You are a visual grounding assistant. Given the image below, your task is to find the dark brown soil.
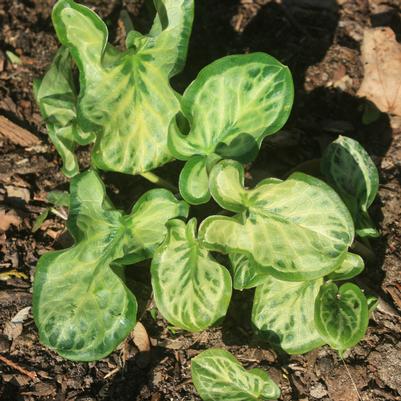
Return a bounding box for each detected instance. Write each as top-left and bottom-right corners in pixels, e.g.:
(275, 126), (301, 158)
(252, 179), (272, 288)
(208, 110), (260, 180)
(1, 0), (401, 400)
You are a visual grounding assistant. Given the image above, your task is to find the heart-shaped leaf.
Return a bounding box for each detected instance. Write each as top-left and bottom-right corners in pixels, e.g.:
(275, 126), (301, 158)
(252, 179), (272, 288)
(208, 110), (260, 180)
(33, 170), (188, 360)
(34, 47), (94, 177)
(314, 282), (369, 354)
(321, 136), (379, 238)
(252, 276), (324, 354)
(229, 253), (270, 290)
(200, 160), (354, 281)
(327, 252), (364, 281)
(169, 53), (293, 204)
(151, 219), (232, 331)
(191, 349), (280, 401)
(52, 0), (194, 175)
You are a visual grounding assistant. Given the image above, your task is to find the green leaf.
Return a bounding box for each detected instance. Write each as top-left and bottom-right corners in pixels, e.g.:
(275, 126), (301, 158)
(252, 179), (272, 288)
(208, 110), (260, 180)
(191, 349), (280, 401)
(367, 296), (378, 315)
(52, 0), (194, 176)
(327, 252), (364, 281)
(6, 50), (21, 65)
(229, 253), (269, 290)
(34, 47), (93, 177)
(200, 160), (354, 281)
(119, 189), (189, 265)
(151, 219), (232, 331)
(32, 209), (50, 233)
(314, 282), (369, 354)
(33, 170), (188, 360)
(321, 136), (379, 238)
(252, 276), (324, 354)
(169, 53), (293, 204)
(47, 190), (70, 207)
(33, 170), (136, 361)
(179, 155), (211, 205)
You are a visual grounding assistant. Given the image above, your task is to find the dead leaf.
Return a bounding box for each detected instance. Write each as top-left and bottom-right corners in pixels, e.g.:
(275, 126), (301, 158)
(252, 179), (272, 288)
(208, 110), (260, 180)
(358, 27), (401, 116)
(131, 322), (150, 352)
(11, 306), (31, 324)
(3, 321), (23, 340)
(0, 209), (21, 231)
(3, 306), (31, 341)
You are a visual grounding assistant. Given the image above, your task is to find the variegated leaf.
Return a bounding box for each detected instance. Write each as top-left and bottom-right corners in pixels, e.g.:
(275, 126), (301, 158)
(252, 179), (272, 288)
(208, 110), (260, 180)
(33, 170), (135, 361)
(120, 190), (189, 265)
(200, 160), (354, 281)
(314, 282), (369, 354)
(169, 53), (293, 204)
(229, 253), (269, 290)
(321, 136), (379, 238)
(34, 47), (94, 177)
(52, 0), (194, 175)
(327, 252), (364, 281)
(151, 219), (232, 331)
(178, 155), (211, 205)
(33, 170), (188, 360)
(252, 276), (324, 354)
(191, 349), (280, 401)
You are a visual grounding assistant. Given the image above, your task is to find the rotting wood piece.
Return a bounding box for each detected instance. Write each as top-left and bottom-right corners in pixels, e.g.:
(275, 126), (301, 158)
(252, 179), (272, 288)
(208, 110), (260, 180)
(0, 115), (40, 147)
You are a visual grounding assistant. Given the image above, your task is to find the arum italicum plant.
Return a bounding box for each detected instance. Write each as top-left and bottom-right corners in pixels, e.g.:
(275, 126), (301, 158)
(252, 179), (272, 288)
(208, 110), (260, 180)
(33, 0), (380, 399)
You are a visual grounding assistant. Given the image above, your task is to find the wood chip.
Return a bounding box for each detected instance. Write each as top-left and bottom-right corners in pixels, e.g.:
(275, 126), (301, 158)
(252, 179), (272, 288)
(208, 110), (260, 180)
(0, 209), (21, 231)
(0, 115), (40, 147)
(358, 27), (401, 116)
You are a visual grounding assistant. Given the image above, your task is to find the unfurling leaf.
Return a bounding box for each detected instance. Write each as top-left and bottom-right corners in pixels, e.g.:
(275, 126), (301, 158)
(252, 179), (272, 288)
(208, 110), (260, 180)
(151, 219), (232, 331)
(33, 170), (188, 361)
(200, 160), (354, 281)
(252, 276), (324, 354)
(34, 47), (93, 177)
(314, 282), (369, 354)
(327, 252), (364, 281)
(321, 135), (379, 238)
(169, 53), (293, 204)
(51, 0), (194, 175)
(191, 349), (280, 401)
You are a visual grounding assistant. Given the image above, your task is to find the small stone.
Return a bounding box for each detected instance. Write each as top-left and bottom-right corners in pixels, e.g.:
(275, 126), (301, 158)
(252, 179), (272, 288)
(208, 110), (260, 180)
(310, 382), (328, 399)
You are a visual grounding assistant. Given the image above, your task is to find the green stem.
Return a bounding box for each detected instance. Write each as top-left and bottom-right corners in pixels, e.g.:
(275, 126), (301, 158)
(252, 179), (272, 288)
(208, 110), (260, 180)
(140, 172), (178, 193)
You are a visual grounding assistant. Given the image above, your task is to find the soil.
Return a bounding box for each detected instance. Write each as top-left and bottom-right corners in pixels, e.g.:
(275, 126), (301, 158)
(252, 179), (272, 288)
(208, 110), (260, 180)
(1, 0), (401, 400)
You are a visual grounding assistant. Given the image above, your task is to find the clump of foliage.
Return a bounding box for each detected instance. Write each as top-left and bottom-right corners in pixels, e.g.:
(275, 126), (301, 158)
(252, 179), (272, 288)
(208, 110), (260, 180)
(34, 0), (380, 399)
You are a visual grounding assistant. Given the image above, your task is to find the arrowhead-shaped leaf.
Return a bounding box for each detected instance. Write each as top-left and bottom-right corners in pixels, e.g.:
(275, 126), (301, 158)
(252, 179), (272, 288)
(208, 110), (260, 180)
(52, 0), (194, 175)
(191, 349), (280, 401)
(33, 170), (188, 360)
(252, 276), (324, 354)
(151, 219), (232, 331)
(200, 160), (354, 281)
(169, 53), (293, 204)
(314, 282), (369, 354)
(34, 47), (94, 177)
(321, 136), (379, 238)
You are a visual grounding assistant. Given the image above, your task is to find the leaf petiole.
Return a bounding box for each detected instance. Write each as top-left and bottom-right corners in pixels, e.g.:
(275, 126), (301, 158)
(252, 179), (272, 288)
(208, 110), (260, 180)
(140, 172), (178, 193)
